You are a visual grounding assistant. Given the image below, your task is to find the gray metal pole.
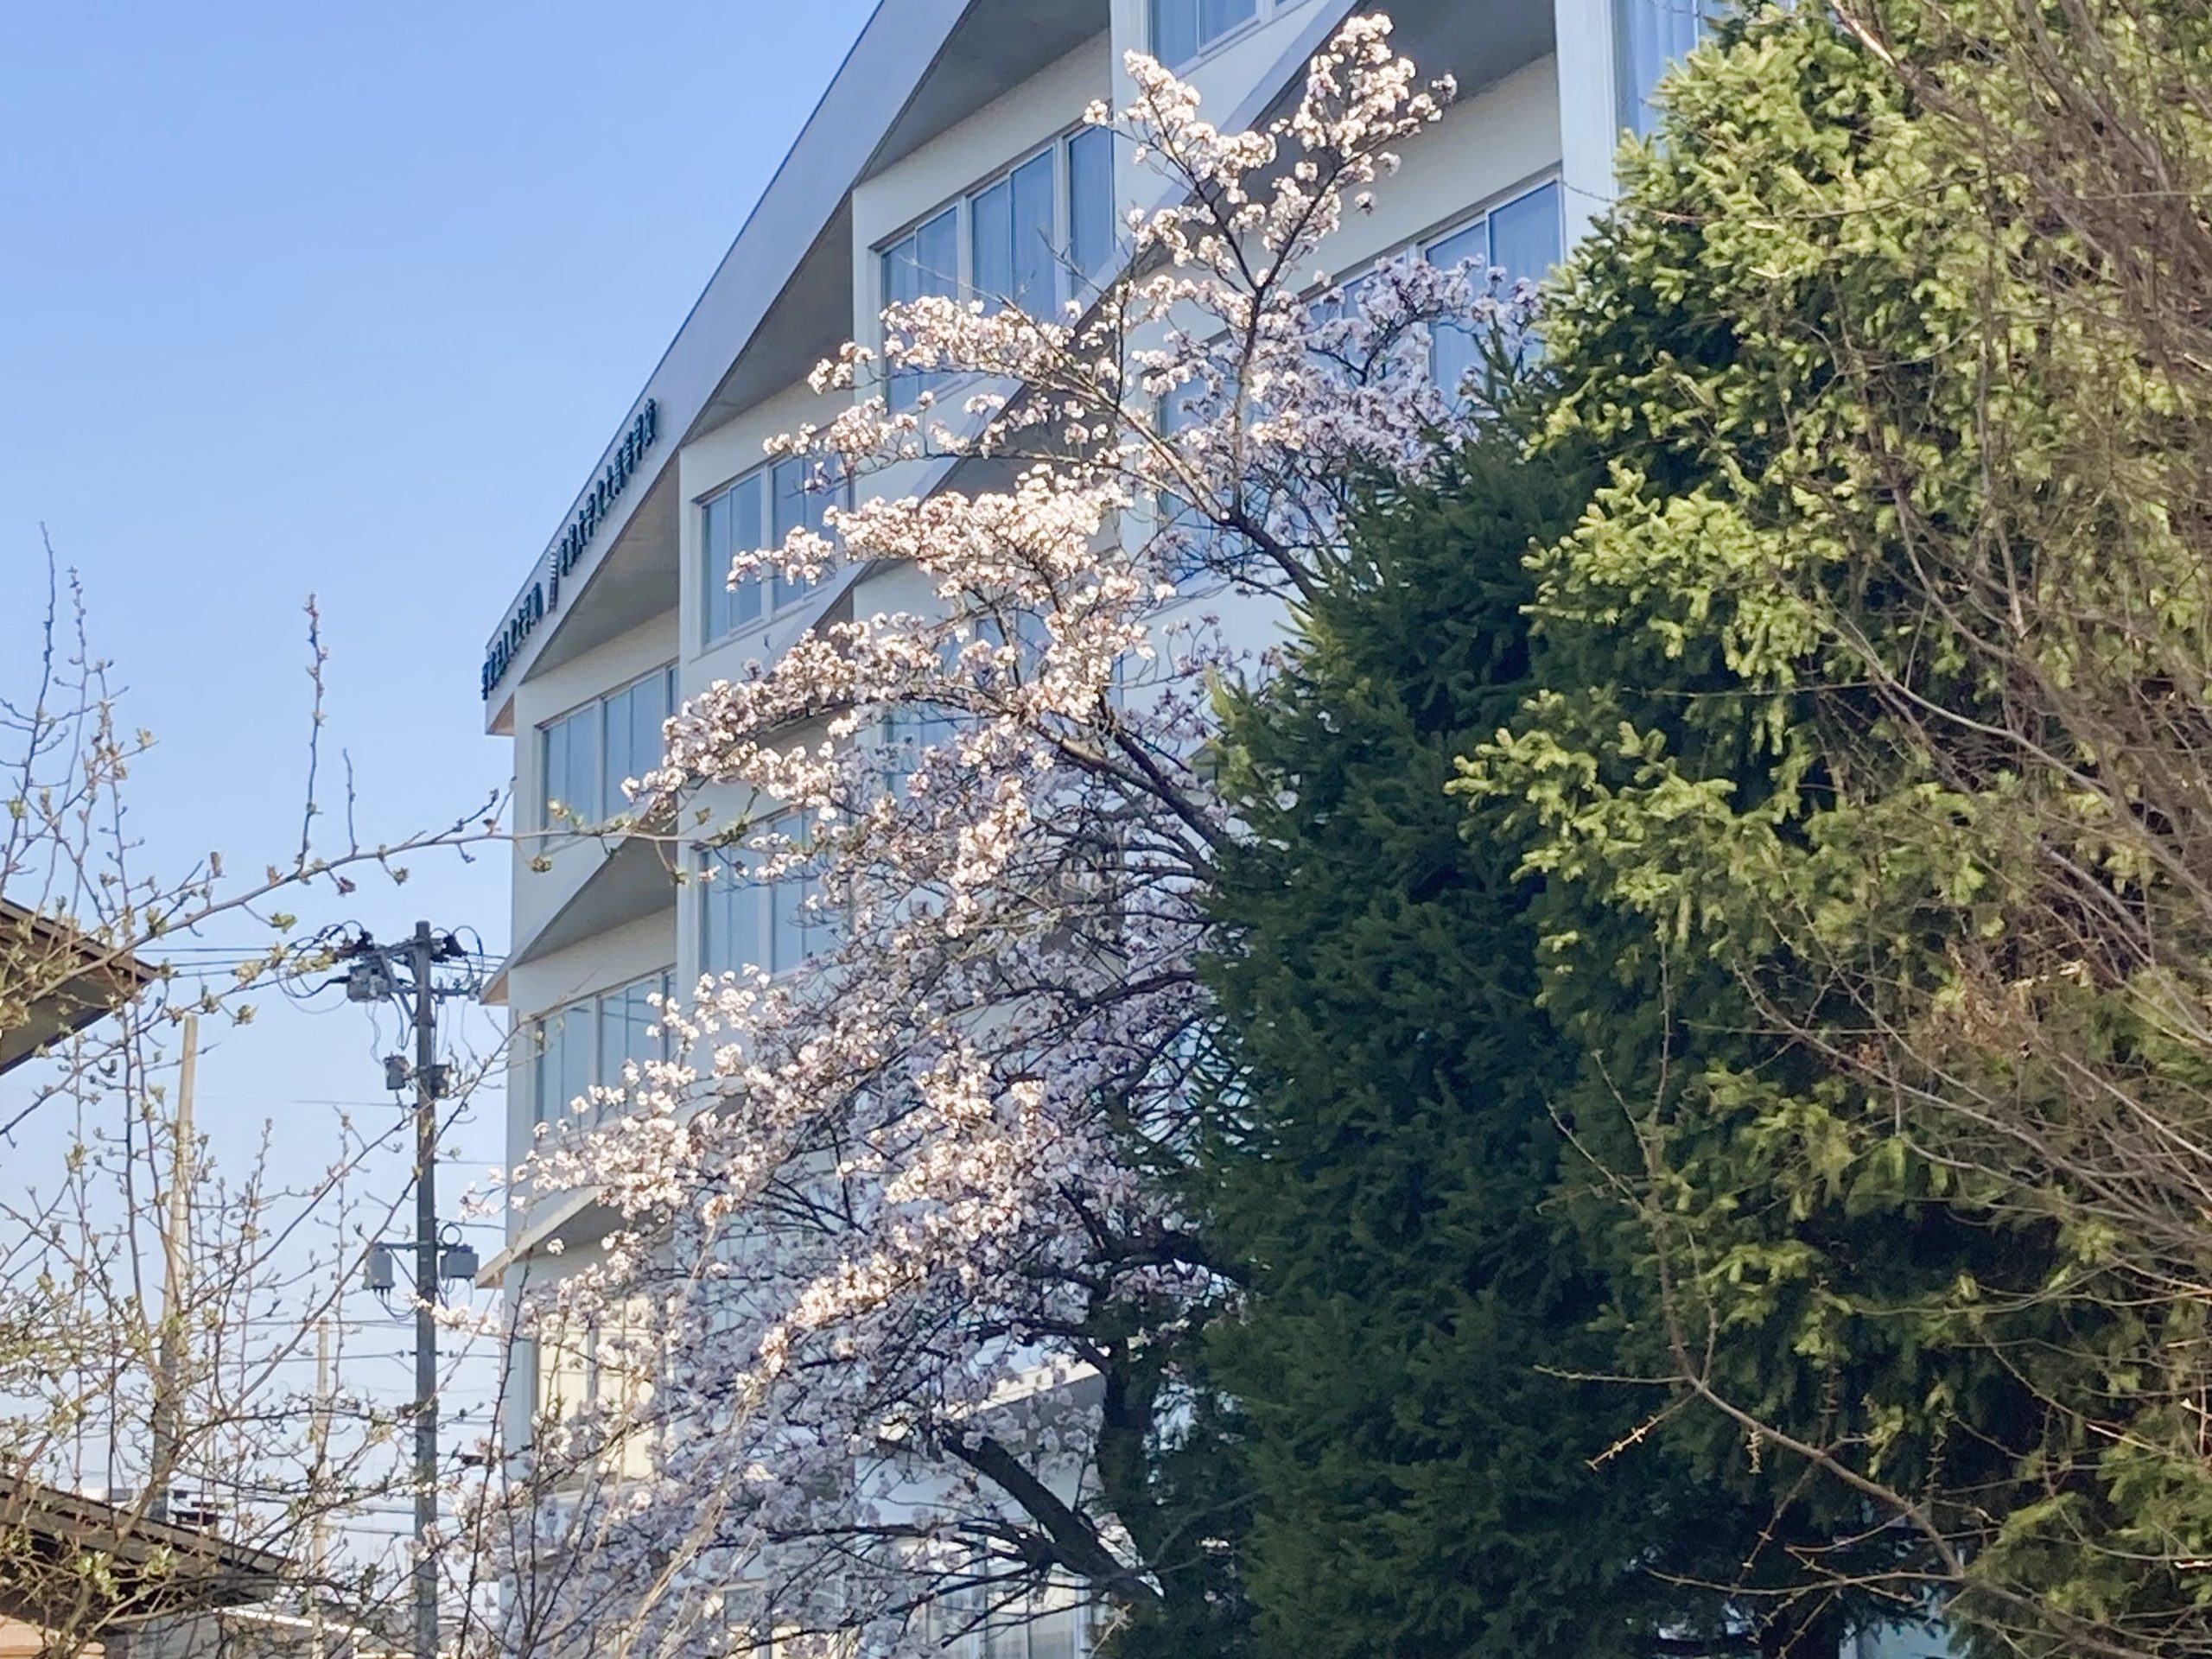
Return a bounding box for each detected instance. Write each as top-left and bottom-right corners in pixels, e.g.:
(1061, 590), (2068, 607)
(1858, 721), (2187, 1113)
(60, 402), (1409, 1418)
(410, 921), (440, 1659)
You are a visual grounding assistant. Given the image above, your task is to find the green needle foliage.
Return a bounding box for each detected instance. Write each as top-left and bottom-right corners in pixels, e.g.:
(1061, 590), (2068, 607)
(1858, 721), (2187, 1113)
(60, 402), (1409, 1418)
(1205, 1), (2212, 1651)
(1463, 4), (2212, 1655)
(1203, 420), (1853, 1658)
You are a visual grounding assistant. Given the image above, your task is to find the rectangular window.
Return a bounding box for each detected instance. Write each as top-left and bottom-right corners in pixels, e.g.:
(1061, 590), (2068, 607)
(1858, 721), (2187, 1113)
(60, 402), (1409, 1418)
(532, 969), (675, 1130)
(699, 812), (831, 979)
(601, 669), (672, 818)
(699, 851), (766, 982)
(1149, 0), (1262, 68)
(597, 976), (664, 1090)
(535, 1322), (591, 1421)
(882, 703), (963, 798)
(702, 473), (764, 641)
(878, 129), (1121, 405)
(956, 1591), (1089, 1659)
(969, 148), (1056, 315)
(769, 456), (835, 614)
(1027, 1606), (1081, 1659)
(1156, 377), (1245, 587)
(1487, 179), (1564, 285)
(1616, 0), (1717, 138)
(535, 1306), (656, 1478)
(769, 855), (825, 978)
(971, 176), (1014, 314)
(540, 702), (601, 827)
(1066, 127), (1116, 289)
(881, 205), (960, 411)
(538, 666), (677, 830)
(531, 1001), (593, 1129)
(702, 463), (845, 645)
(1424, 178), (1564, 398)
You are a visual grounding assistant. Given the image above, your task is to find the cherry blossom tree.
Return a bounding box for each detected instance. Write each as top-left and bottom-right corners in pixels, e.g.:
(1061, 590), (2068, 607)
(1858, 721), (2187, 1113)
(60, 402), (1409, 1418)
(481, 20), (1535, 1657)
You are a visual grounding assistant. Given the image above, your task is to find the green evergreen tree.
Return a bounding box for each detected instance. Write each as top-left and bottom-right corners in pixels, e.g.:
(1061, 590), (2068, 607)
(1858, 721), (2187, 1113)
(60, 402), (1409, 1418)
(1205, 5), (2212, 1650)
(1465, 5), (2212, 1653)
(1203, 424), (1854, 1658)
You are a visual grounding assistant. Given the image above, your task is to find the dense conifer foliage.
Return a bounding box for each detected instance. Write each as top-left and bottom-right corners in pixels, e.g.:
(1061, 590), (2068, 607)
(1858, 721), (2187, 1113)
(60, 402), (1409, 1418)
(1204, 429), (1864, 1658)
(1211, 5), (2212, 1655)
(1469, 6), (2212, 1654)
(1202, 429), (1608, 1657)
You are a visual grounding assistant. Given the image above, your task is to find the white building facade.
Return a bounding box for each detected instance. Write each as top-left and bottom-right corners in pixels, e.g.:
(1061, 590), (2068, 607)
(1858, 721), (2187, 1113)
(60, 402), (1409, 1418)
(481, 0), (1684, 1247)
(470, 2), (1951, 1653)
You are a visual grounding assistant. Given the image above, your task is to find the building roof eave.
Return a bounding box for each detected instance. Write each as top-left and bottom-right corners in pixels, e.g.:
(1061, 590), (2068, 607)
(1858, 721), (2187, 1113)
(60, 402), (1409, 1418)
(0, 901), (156, 1077)
(477, 0), (976, 729)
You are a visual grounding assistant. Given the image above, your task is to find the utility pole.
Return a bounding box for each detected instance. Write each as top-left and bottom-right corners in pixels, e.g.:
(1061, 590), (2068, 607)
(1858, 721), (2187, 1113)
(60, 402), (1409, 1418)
(149, 1011), (197, 1524)
(409, 921), (440, 1659)
(337, 922), (476, 1659)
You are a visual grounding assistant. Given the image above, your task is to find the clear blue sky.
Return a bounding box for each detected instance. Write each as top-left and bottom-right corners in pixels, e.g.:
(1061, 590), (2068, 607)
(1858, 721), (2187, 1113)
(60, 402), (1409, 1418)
(0, 0), (877, 1495)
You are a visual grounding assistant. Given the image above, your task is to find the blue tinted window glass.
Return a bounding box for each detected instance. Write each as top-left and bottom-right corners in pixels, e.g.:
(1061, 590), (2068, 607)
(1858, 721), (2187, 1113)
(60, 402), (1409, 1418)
(883, 207), (959, 410)
(1150, 0), (1198, 66)
(704, 482), (766, 642)
(1158, 381), (1230, 587)
(542, 706), (600, 827)
(1009, 150), (1058, 312)
(770, 458), (830, 614)
(701, 848), (766, 977)
(971, 178), (1014, 313)
(1488, 181), (1562, 291)
(535, 1002), (593, 1128)
(1067, 128), (1115, 286)
(1427, 219), (1489, 273)
(881, 245), (916, 309)
(1426, 219), (1491, 397)
(731, 474), (764, 631)
(596, 977), (664, 1099)
(1198, 0), (1258, 51)
(702, 491), (733, 642)
(600, 682), (635, 816)
(624, 670), (667, 805)
(770, 862), (819, 976)
(913, 207), (960, 297)
(1617, 0), (1714, 137)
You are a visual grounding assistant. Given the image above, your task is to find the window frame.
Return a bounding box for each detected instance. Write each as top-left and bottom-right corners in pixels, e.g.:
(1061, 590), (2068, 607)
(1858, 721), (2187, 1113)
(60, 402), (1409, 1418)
(874, 124), (1119, 410)
(698, 457), (851, 649)
(530, 966), (677, 1131)
(1417, 173), (1567, 393)
(697, 809), (836, 982)
(1153, 372), (1247, 589)
(536, 664), (678, 832)
(1613, 0), (1719, 139)
(1415, 173), (1568, 288)
(1147, 0), (1276, 72)
(531, 1300), (655, 1481)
